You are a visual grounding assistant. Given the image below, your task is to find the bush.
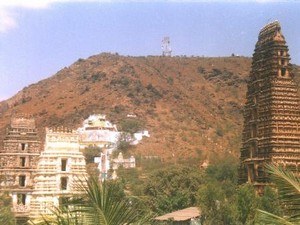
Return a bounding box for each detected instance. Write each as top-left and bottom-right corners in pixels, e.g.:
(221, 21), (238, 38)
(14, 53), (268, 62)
(81, 146), (101, 163)
(167, 76), (174, 85)
(197, 66), (206, 74)
(91, 72), (106, 83)
(119, 118), (144, 134)
(146, 84), (162, 99)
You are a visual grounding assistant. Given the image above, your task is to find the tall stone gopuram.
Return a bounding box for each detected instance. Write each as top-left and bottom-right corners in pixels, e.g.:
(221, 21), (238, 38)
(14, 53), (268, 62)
(0, 115), (41, 221)
(239, 21), (300, 192)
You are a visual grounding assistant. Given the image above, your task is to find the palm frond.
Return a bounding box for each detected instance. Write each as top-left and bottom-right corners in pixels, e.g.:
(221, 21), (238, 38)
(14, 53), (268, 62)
(256, 164), (300, 224)
(71, 176), (147, 225)
(31, 176), (150, 225)
(266, 164), (300, 215)
(256, 209), (295, 225)
(29, 205), (84, 225)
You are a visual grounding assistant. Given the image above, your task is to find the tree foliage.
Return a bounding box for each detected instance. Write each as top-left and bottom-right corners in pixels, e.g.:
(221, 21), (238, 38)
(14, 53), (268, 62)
(31, 177), (150, 225)
(143, 165), (204, 214)
(119, 118), (144, 135)
(0, 192), (15, 225)
(256, 164), (300, 225)
(197, 157), (239, 225)
(81, 146), (101, 164)
(197, 156), (281, 225)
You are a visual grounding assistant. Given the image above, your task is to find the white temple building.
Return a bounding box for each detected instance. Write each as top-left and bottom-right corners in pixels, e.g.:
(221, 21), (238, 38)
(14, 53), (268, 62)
(77, 114), (120, 149)
(78, 114), (147, 180)
(30, 127), (87, 218)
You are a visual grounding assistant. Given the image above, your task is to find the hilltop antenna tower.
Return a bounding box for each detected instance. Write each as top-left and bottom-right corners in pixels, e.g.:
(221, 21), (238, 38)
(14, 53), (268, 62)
(161, 36), (172, 56)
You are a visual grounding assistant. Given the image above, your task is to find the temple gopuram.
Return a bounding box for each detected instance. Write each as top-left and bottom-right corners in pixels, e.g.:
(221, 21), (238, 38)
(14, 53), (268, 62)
(0, 117), (88, 223)
(0, 115), (41, 222)
(30, 127), (87, 219)
(239, 21), (300, 193)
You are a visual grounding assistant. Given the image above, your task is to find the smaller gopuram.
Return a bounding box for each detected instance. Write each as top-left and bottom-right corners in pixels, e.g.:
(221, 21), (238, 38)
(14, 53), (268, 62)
(30, 127), (87, 218)
(0, 115), (41, 220)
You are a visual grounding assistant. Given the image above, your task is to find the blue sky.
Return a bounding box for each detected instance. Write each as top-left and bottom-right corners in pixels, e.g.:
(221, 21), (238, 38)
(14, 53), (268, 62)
(0, 0), (299, 100)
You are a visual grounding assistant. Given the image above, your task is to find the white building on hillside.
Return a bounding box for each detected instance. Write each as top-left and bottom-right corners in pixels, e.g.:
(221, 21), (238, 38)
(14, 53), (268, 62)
(77, 114), (120, 149)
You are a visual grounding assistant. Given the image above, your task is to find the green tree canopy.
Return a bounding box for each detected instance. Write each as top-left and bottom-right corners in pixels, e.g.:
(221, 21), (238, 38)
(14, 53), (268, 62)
(143, 165), (204, 214)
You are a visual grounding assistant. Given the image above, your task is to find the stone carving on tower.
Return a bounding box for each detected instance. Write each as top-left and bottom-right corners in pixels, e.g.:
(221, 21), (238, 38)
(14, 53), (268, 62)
(0, 115), (41, 220)
(239, 21), (300, 193)
(30, 127), (87, 218)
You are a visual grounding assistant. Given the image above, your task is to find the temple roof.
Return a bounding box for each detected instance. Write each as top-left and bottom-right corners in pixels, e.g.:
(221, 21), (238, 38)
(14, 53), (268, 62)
(257, 20), (285, 44)
(10, 116), (36, 129)
(257, 20), (285, 45)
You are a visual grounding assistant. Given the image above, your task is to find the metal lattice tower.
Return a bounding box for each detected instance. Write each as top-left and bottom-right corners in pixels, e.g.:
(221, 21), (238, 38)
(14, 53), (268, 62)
(161, 37), (172, 56)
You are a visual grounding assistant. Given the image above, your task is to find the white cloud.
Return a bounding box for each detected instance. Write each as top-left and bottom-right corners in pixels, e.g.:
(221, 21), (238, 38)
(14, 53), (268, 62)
(0, 0), (105, 33)
(0, 8), (17, 33)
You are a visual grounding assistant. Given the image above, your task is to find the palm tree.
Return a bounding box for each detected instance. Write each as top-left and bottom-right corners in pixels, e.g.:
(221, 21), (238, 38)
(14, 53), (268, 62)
(0, 207), (16, 225)
(30, 206), (82, 225)
(77, 177), (143, 225)
(256, 164), (300, 225)
(31, 177), (150, 225)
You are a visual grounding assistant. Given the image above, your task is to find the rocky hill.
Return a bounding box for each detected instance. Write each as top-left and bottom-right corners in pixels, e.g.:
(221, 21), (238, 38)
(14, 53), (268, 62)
(0, 53), (299, 164)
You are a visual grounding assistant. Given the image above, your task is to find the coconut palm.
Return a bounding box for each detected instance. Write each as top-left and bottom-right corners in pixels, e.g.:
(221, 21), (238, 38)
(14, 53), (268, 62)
(31, 177), (150, 225)
(77, 177), (143, 225)
(256, 164), (300, 225)
(30, 206), (82, 225)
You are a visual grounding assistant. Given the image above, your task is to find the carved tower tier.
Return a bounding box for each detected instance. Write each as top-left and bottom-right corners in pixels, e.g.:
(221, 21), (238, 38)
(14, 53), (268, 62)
(0, 115), (41, 219)
(239, 21), (300, 193)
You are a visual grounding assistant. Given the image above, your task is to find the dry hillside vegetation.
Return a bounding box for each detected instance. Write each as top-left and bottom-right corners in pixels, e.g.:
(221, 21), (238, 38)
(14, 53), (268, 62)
(0, 53), (299, 164)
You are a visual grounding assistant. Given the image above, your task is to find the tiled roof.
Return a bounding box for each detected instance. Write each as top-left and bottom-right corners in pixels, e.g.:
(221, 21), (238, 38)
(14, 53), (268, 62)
(155, 207), (201, 221)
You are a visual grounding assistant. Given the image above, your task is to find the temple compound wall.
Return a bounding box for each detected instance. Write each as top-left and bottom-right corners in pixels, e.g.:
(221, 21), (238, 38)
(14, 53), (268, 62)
(239, 21), (300, 193)
(0, 116), (41, 219)
(30, 127), (87, 218)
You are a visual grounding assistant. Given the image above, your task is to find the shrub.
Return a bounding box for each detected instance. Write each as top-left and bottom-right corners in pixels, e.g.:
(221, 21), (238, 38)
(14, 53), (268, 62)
(81, 146), (101, 163)
(167, 76), (174, 85)
(91, 72), (106, 83)
(119, 118), (144, 134)
(198, 66), (206, 74)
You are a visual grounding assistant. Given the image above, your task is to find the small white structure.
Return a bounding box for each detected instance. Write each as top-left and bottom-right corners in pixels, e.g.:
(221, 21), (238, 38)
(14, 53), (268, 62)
(112, 153), (136, 170)
(131, 130), (150, 145)
(78, 114), (148, 181)
(94, 148), (111, 181)
(30, 127), (87, 218)
(126, 114), (137, 118)
(161, 36), (172, 56)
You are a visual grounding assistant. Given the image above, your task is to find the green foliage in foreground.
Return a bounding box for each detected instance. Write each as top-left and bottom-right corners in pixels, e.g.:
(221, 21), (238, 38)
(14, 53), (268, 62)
(0, 192), (15, 225)
(256, 164), (300, 225)
(116, 155), (283, 224)
(30, 156), (298, 225)
(31, 177), (151, 225)
(143, 165), (204, 214)
(197, 157), (282, 225)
